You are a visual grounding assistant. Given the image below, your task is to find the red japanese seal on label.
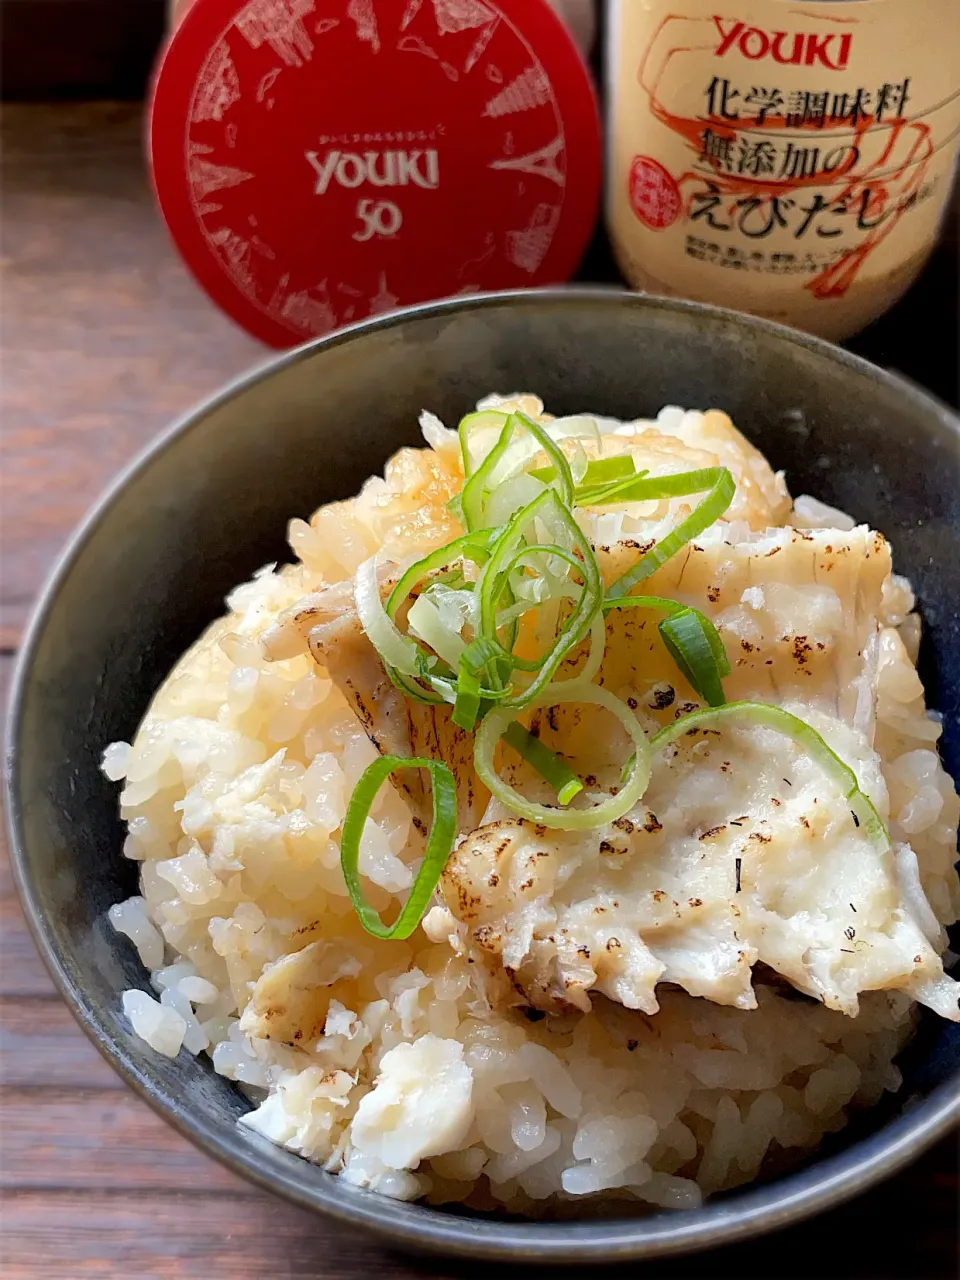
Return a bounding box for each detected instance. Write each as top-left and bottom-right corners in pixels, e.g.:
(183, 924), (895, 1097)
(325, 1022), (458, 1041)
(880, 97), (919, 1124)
(149, 0), (602, 347)
(627, 155), (681, 230)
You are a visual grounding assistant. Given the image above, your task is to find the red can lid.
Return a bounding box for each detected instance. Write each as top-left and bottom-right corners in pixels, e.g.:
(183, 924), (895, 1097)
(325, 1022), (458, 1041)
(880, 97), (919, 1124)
(149, 0), (602, 348)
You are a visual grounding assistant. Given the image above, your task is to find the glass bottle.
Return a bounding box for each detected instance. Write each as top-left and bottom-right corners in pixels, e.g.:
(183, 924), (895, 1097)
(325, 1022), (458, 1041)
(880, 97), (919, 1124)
(606, 0), (960, 340)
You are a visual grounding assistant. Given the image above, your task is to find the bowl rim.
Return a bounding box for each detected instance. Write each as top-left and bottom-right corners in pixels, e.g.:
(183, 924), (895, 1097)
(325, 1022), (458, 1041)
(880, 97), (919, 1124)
(5, 287), (960, 1263)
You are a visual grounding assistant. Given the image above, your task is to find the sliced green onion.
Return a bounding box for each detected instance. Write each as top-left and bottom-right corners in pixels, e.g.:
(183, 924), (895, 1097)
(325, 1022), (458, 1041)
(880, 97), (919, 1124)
(475, 681), (651, 830)
(572, 609), (608, 686)
(463, 634), (508, 685)
(453, 634), (521, 730)
(340, 755), (458, 939)
(568, 437), (589, 485)
(453, 659), (482, 731)
(607, 468), (735, 598)
(601, 592), (693, 615)
(461, 413), (578, 531)
(660, 610), (728, 707)
(406, 593), (466, 670)
(489, 413), (602, 490)
(603, 595), (729, 706)
(541, 414), (604, 451)
(496, 585), (551, 628)
(576, 473), (652, 507)
(450, 636), (503, 729)
(494, 543), (585, 672)
(386, 529), (497, 620)
(459, 410), (604, 531)
(502, 721), (583, 806)
(371, 530), (499, 706)
(532, 454), (635, 489)
(483, 471), (548, 530)
(514, 413), (575, 511)
(580, 466), (719, 508)
(459, 406), (598, 480)
(650, 702), (888, 848)
(476, 491), (602, 707)
(385, 665), (451, 708)
(458, 409), (511, 477)
(460, 417), (517, 531)
(355, 555), (423, 677)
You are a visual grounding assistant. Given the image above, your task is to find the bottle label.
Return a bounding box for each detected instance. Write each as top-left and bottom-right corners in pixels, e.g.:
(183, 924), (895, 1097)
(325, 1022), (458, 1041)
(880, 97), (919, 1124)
(607, 0), (960, 337)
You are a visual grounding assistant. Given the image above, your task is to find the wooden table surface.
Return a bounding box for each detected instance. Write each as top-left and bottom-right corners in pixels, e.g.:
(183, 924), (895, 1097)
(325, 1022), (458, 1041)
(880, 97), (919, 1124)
(1, 102), (957, 1280)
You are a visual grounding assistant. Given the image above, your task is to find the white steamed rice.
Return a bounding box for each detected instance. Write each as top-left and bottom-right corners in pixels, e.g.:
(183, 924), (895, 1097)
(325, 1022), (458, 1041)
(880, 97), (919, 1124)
(103, 405), (959, 1212)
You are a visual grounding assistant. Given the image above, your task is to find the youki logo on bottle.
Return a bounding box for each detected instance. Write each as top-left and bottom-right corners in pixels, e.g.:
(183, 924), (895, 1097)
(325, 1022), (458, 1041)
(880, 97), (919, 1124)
(305, 148), (441, 195)
(713, 17), (853, 69)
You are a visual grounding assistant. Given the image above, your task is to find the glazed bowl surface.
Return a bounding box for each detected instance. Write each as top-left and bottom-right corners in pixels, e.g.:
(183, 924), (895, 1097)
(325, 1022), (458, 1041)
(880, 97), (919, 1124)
(6, 289), (959, 1262)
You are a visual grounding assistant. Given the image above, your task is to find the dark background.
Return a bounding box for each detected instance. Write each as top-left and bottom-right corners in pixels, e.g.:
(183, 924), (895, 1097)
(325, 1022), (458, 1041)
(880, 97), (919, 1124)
(2, 0), (957, 406)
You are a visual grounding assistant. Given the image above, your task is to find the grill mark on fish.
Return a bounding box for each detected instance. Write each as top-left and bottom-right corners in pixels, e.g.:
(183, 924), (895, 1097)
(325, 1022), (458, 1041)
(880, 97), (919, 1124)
(273, 569), (488, 833)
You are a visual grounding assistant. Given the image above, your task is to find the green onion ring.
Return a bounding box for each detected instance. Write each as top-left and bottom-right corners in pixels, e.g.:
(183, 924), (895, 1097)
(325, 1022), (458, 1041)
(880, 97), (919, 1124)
(475, 680), (651, 830)
(582, 466), (722, 508)
(461, 413), (577, 531)
(460, 417), (516, 531)
(490, 543), (585, 672)
(476, 491), (603, 707)
(385, 529), (498, 620)
(502, 721), (583, 806)
(650, 701), (888, 848)
(376, 530), (500, 706)
(513, 413), (575, 510)
(452, 659), (482, 731)
(533, 454), (635, 490)
(340, 755), (458, 939)
(606, 468), (736, 598)
(458, 409), (511, 477)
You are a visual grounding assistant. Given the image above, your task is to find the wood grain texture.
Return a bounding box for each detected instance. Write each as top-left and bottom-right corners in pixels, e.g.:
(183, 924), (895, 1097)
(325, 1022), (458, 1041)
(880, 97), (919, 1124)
(0, 1150), (957, 1280)
(0, 996), (123, 1090)
(0, 102), (957, 1279)
(1, 1089), (244, 1192)
(0, 102), (262, 649)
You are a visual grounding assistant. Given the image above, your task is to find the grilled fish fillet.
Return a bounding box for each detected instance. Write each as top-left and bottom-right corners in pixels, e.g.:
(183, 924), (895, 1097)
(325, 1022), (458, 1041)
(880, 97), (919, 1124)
(264, 409), (957, 1023)
(262, 575), (488, 835)
(441, 524), (960, 1022)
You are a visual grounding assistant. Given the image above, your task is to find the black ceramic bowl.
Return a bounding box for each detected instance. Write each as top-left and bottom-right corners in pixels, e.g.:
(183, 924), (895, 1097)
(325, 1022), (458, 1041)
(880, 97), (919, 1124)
(6, 291), (960, 1263)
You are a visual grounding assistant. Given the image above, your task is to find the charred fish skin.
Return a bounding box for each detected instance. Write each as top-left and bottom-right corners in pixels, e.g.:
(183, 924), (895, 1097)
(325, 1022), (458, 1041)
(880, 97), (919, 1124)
(263, 572), (488, 834)
(263, 574), (429, 823)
